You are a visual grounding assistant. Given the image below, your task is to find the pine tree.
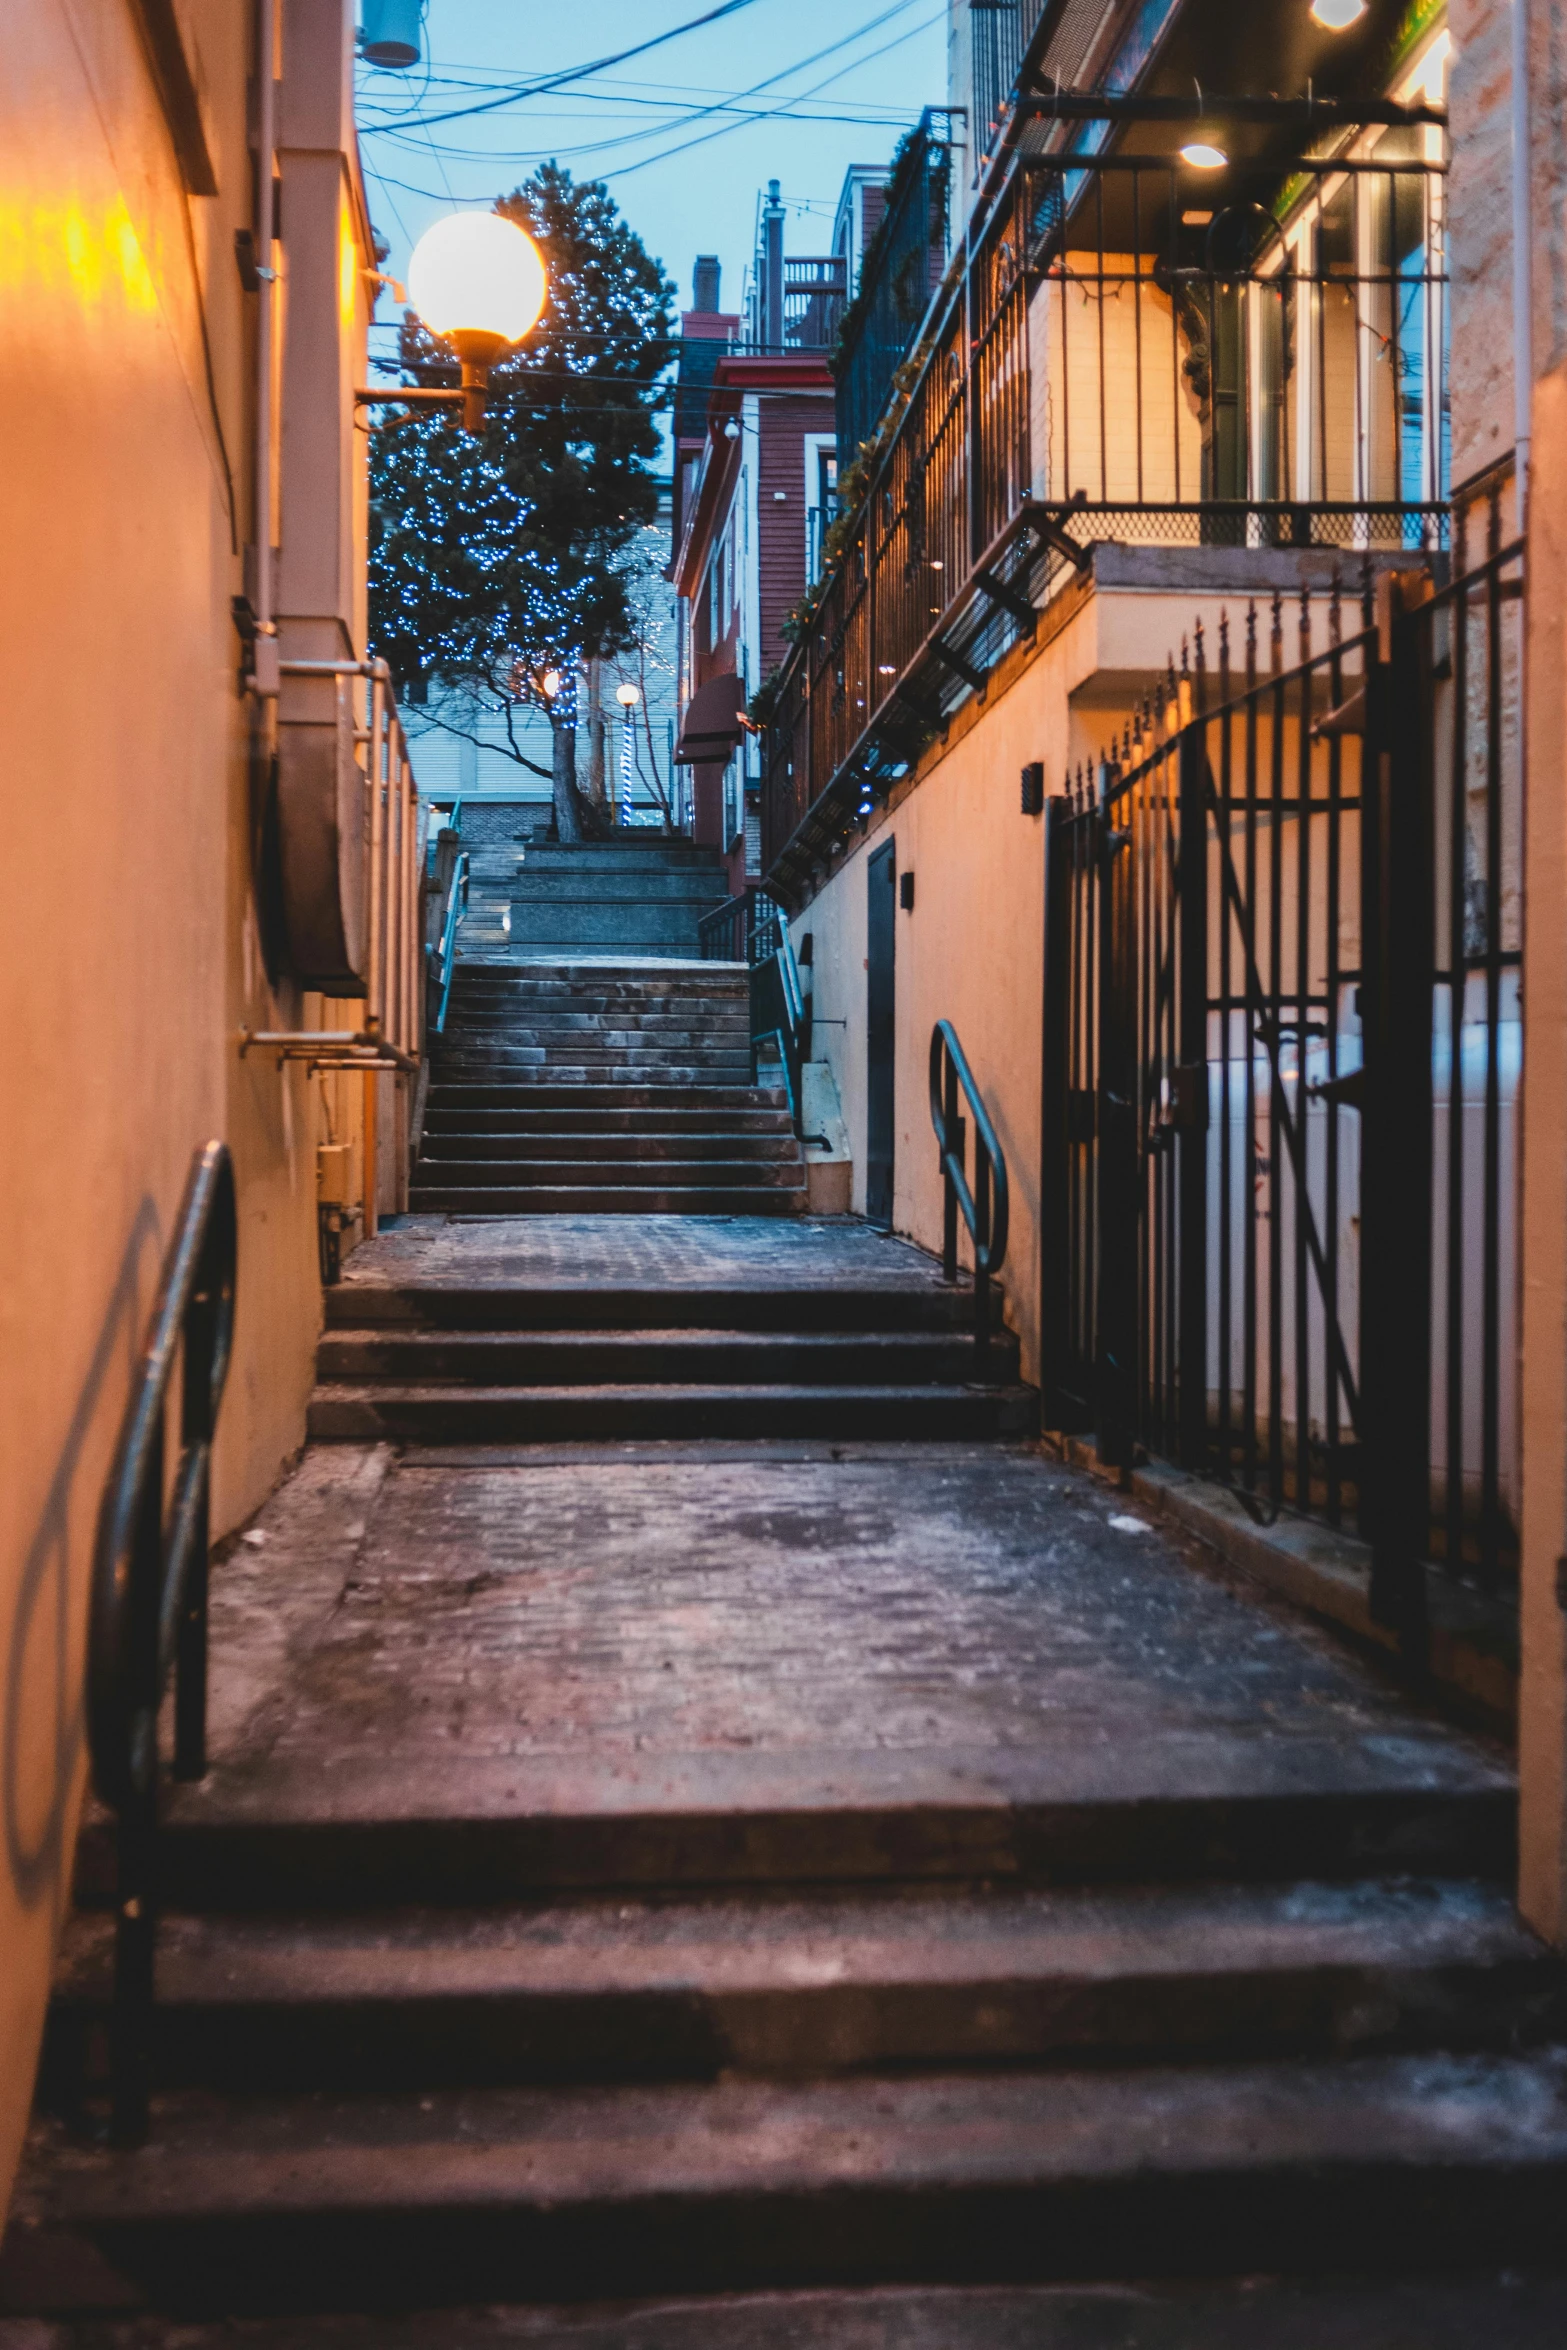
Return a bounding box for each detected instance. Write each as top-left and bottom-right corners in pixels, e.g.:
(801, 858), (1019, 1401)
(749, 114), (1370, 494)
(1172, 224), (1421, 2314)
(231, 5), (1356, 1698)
(370, 164), (674, 840)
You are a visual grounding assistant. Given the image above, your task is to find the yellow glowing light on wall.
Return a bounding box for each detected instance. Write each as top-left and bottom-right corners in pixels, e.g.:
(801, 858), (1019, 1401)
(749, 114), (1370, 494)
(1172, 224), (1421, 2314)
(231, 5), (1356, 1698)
(0, 192), (155, 313)
(340, 202), (359, 326)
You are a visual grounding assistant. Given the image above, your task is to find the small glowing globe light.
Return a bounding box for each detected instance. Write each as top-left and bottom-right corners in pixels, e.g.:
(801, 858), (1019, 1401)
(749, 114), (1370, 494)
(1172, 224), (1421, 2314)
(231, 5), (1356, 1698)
(1311, 0), (1366, 26)
(540, 668), (563, 699)
(615, 683), (641, 709)
(1180, 142), (1229, 170)
(406, 211), (547, 430)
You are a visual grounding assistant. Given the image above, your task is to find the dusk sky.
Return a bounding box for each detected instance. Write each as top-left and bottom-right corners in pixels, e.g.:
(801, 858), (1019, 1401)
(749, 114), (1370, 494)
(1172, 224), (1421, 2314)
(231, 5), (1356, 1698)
(359, 0), (949, 355)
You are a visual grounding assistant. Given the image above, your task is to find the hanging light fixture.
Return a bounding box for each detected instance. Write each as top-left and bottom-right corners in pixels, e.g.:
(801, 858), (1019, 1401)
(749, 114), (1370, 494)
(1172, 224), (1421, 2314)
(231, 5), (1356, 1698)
(1179, 79), (1228, 174)
(406, 212), (548, 430)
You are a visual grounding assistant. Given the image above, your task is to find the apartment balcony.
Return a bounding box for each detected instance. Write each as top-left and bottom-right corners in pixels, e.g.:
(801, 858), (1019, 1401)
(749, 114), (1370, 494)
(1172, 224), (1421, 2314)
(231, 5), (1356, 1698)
(762, 129), (1450, 891)
(744, 253), (849, 357)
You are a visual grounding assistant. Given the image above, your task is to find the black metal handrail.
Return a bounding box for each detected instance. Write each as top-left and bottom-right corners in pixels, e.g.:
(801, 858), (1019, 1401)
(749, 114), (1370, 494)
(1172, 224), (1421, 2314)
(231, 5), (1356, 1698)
(929, 1022), (1010, 1364)
(697, 885), (772, 963)
(87, 1139), (237, 2144)
(433, 848), (469, 1035)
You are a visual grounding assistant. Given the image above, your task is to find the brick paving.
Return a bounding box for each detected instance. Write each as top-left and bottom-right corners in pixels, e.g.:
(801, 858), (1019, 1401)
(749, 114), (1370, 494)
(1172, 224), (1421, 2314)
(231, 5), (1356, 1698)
(343, 1215), (947, 1293)
(205, 1441), (1501, 1789)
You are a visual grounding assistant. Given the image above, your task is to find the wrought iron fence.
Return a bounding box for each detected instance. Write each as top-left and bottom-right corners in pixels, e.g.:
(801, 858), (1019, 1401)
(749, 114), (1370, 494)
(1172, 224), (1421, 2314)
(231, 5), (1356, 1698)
(1041, 505), (1523, 1657)
(763, 135), (1450, 892)
(835, 108), (955, 469)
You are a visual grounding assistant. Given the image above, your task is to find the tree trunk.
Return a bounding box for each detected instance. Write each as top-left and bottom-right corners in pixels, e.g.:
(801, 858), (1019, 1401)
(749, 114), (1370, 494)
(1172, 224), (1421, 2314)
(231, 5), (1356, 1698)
(552, 714), (582, 843)
(585, 660), (609, 818)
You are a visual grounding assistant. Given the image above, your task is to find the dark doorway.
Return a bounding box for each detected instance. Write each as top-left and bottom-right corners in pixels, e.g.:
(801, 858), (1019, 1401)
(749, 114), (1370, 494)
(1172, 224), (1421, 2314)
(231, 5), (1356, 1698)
(866, 839), (896, 1224)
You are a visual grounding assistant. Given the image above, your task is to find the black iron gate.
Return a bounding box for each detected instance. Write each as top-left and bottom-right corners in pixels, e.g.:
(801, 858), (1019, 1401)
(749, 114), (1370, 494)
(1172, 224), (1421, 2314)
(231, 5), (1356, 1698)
(1041, 506), (1523, 1657)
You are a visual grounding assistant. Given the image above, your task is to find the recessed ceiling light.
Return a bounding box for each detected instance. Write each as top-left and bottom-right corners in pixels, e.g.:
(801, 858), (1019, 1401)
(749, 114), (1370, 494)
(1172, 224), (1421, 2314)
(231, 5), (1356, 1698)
(1180, 142), (1228, 170)
(1311, 0), (1366, 26)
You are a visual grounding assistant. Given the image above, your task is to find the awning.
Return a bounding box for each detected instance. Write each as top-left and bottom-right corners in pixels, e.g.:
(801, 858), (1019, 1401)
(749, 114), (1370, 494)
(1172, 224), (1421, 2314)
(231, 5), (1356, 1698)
(673, 670), (750, 765)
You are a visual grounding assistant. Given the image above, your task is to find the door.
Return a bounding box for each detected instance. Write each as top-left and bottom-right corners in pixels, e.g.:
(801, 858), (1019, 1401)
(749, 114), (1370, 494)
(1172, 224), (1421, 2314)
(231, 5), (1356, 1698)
(866, 839), (896, 1224)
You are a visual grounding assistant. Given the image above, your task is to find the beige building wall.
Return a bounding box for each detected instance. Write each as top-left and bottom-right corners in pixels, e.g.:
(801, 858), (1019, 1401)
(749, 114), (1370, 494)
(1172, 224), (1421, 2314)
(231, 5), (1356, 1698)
(0, 0), (383, 2212)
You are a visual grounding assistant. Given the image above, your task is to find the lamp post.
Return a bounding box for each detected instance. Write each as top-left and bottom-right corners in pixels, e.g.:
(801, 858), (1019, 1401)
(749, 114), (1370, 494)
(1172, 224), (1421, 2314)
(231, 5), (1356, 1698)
(404, 212), (548, 432)
(615, 683), (640, 825)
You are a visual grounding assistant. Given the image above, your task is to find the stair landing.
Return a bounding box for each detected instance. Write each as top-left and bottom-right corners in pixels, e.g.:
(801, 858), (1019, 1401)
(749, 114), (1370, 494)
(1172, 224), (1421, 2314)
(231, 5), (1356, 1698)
(6, 1218), (1562, 2341)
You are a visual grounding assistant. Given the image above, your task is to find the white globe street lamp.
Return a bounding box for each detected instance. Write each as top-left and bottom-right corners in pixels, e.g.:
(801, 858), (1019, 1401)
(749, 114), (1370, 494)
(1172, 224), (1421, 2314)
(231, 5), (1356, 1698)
(615, 684), (641, 708)
(407, 212), (547, 431)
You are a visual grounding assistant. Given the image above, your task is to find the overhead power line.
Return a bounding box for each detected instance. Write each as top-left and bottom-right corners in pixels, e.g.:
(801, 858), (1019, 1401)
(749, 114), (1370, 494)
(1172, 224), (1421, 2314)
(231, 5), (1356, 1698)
(379, 0), (772, 135)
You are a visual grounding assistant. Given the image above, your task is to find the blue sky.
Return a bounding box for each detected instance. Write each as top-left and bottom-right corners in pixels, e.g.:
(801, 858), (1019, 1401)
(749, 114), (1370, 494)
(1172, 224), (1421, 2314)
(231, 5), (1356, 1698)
(358, 0), (949, 338)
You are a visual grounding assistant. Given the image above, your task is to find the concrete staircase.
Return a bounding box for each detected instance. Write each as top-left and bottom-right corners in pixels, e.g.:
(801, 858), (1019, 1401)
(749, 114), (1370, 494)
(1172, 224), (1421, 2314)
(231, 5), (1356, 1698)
(454, 841), (521, 952)
(412, 963), (807, 1216)
(503, 838), (728, 961)
(306, 1264), (1036, 1442)
(22, 1695), (1567, 2324)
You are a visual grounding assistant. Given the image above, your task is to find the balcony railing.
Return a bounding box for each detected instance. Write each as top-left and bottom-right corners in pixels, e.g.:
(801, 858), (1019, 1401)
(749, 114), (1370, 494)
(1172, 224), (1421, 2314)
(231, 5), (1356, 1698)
(835, 108), (955, 467)
(744, 256), (848, 356)
(763, 128), (1449, 892)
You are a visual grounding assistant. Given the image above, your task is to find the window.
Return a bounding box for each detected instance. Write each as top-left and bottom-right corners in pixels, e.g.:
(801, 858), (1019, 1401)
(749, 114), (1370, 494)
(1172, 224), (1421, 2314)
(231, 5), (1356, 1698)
(804, 435), (838, 584)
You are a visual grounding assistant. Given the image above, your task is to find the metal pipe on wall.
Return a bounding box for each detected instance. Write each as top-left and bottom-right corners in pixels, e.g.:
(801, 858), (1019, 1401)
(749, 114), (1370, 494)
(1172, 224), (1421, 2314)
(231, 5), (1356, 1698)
(1513, 0), (1533, 528)
(252, 0), (278, 685)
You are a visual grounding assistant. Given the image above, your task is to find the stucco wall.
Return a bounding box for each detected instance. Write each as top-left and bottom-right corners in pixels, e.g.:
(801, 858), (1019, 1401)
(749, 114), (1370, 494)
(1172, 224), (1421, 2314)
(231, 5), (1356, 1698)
(0, 0), (370, 2213)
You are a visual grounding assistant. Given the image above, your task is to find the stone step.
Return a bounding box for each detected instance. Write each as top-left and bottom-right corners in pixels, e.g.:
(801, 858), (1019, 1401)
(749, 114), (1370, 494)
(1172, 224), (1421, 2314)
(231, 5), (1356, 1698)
(425, 1086), (787, 1111)
(13, 2051), (1567, 2313)
(509, 846), (729, 871)
(403, 1187), (807, 1217)
(451, 963), (745, 984)
(410, 1159), (804, 1193)
(510, 876), (732, 903)
(443, 1002), (751, 1023)
(322, 1285), (996, 1333)
(418, 1133), (797, 1164)
(421, 1107), (794, 1136)
(306, 1381), (1037, 1442)
(451, 963), (751, 982)
(315, 1330), (1021, 1387)
(43, 1879), (1556, 2096)
(9, 2281), (1567, 2350)
(68, 1711), (1514, 1909)
(430, 1067), (757, 1089)
(439, 1029), (751, 1053)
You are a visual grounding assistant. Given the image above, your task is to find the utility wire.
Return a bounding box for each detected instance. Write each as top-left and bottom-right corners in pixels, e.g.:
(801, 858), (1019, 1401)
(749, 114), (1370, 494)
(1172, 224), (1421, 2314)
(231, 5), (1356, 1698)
(372, 0), (772, 134)
(602, 4), (943, 181)
(361, 0), (926, 173)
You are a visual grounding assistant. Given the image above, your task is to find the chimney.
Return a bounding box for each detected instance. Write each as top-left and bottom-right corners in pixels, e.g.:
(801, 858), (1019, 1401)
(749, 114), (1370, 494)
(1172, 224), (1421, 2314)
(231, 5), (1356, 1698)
(692, 255), (721, 312)
(763, 179), (785, 352)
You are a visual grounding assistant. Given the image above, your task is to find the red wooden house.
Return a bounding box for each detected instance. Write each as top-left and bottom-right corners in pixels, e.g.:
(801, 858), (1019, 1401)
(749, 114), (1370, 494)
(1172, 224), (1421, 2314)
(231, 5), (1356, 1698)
(670, 193), (844, 890)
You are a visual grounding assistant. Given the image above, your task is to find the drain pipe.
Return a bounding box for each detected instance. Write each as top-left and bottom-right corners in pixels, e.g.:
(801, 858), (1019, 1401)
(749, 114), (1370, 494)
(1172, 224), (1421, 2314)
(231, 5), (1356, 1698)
(251, 0), (280, 695)
(1513, 0), (1533, 530)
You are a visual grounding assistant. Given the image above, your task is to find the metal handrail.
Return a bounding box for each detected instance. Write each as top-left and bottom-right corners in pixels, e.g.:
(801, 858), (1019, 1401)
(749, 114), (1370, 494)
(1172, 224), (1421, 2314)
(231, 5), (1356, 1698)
(87, 1139), (237, 2144)
(752, 917), (812, 1138)
(434, 848), (469, 1035)
(697, 885), (769, 962)
(930, 1022), (1009, 1365)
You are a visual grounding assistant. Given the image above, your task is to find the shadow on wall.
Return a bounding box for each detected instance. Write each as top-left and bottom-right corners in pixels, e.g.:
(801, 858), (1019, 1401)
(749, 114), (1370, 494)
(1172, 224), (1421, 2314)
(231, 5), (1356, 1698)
(4, 1196), (162, 1919)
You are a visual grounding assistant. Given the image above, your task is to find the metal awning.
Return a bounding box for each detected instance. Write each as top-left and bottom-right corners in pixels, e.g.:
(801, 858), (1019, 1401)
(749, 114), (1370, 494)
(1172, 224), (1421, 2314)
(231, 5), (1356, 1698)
(674, 670), (750, 765)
